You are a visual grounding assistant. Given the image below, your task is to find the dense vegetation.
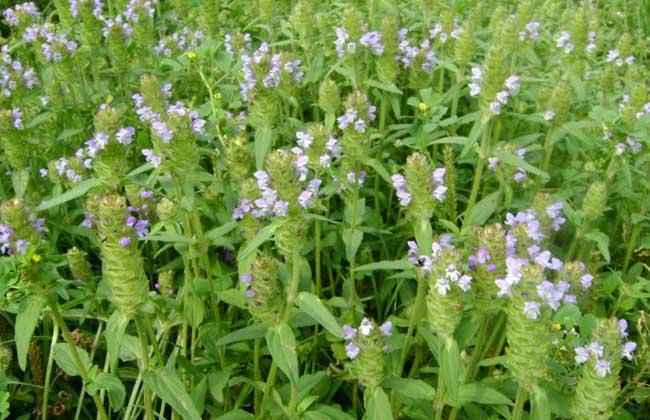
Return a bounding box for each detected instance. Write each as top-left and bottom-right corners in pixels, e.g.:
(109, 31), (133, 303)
(0, 0), (648, 419)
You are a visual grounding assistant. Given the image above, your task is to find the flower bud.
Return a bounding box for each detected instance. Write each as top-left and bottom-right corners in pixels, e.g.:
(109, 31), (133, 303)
(242, 256), (282, 322)
(224, 135), (253, 185)
(318, 79), (341, 116)
(67, 247), (93, 282)
(404, 152), (436, 220)
(506, 264), (552, 391)
(582, 181), (606, 222)
(156, 270), (175, 295)
(376, 16), (399, 85)
(156, 197), (177, 222)
(0, 345), (12, 372)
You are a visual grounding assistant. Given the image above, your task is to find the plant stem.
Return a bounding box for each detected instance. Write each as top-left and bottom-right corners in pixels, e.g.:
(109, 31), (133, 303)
(542, 128), (555, 174)
(253, 338), (261, 415)
(623, 222), (641, 272)
(398, 273), (427, 376)
(512, 387), (528, 420)
(347, 163), (362, 309)
(463, 120), (490, 229)
(48, 298), (109, 420)
(136, 317), (154, 420)
(434, 372), (446, 420)
(42, 318), (59, 420)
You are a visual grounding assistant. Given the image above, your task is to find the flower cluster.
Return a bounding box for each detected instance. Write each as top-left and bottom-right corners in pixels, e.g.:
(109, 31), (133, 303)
(429, 20), (462, 43)
(488, 145), (528, 183)
(240, 42), (304, 102)
(606, 49), (635, 67)
(614, 136), (642, 156)
(124, 0), (156, 22)
(396, 29), (437, 71)
(102, 15), (133, 39)
(293, 129), (341, 169)
(0, 46), (38, 98)
(224, 32), (252, 56)
(336, 96), (376, 133)
(359, 31), (384, 55)
(30, 27), (78, 63)
(233, 170), (290, 219)
(574, 320), (636, 378)
(2, 2), (40, 27)
(392, 167), (446, 207)
(154, 28), (204, 57)
(70, 0), (103, 19)
(0, 202), (46, 255)
(343, 318), (392, 359)
(519, 21), (540, 41)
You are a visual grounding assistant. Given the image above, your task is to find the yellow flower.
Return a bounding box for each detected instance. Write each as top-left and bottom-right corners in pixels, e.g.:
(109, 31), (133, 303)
(31, 254), (42, 263)
(187, 51), (198, 60)
(418, 102), (429, 112)
(550, 323), (562, 331)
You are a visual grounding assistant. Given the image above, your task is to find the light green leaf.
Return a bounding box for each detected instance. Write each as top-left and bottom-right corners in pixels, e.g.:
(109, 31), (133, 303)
(341, 229), (363, 262)
(88, 372), (126, 410)
(208, 368), (232, 404)
(265, 321), (299, 386)
(458, 382), (513, 406)
(530, 388), (551, 420)
(468, 191), (500, 227)
(205, 222), (237, 244)
(440, 338), (464, 406)
(105, 311), (129, 369)
(237, 223), (277, 262)
(215, 323), (270, 346)
(585, 231), (610, 262)
(35, 178), (101, 211)
(255, 127), (273, 169)
(15, 294), (47, 371)
(354, 260), (413, 272)
(296, 292), (343, 338)
(54, 343), (91, 377)
(363, 79), (403, 95)
(142, 367), (202, 420)
(492, 150), (549, 179)
(367, 159), (392, 184)
(365, 387), (394, 420)
(382, 377), (436, 400)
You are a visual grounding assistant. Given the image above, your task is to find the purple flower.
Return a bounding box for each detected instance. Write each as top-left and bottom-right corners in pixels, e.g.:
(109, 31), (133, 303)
(435, 277), (451, 296)
(240, 272), (252, 285)
(343, 324), (357, 340)
(621, 342), (636, 360)
(119, 237), (132, 247)
(588, 342), (604, 358)
(468, 255), (477, 270)
(575, 346), (589, 364)
(537, 280), (564, 310)
(458, 275), (472, 292)
(523, 301), (541, 320)
(15, 239), (29, 254)
(594, 359), (611, 378)
(618, 319), (628, 338)
(245, 289), (256, 298)
(359, 318), (373, 336)
(345, 342), (360, 359)
(476, 248), (490, 263)
(486, 264), (497, 272)
(359, 31), (384, 55)
(379, 321), (392, 336)
(142, 149), (162, 167)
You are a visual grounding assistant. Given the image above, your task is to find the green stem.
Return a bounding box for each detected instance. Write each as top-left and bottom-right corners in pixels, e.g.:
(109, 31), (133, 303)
(512, 387), (528, 420)
(136, 317), (154, 420)
(463, 120), (490, 229)
(74, 322), (104, 420)
(347, 163), (362, 309)
(434, 373), (446, 420)
(253, 338), (261, 415)
(48, 298), (109, 420)
(623, 222), (641, 272)
(542, 128), (555, 174)
(42, 318), (59, 420)
(397, 273), (427, 376)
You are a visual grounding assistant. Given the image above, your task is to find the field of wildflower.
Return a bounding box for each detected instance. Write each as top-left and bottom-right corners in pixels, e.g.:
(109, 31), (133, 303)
(0, 0), (649, 418)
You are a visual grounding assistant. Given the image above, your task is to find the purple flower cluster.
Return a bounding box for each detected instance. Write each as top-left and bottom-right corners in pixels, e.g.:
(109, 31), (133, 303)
(53, 158), (83, 183)
(391, 167), (446, 208)
(0, 46), (38, 97)
(9, 107), (24, 130)
(468, 248), (496, 272)
(70, 0), (103, 19)
(556, 31), (574, 54)
(240, 42), (303, 102)
(293, 130), (341, 169)
(334, 28), (356, 57)
(337, 101), (377, 133)
(124, 214), (149, 239)
(233, 171), (289, 220)
(342, 318), (392, 360)
(488, 147), (528, 183)
(0, 209), (46, 255)
(240, 272), (256, 298)
(142, 149), (161, 167)
(359, 31), (384, 55)
(124, 0), (156, 23)
(429, 21), (462, 44)
(519, 21), (540, 41)
(606, 49), (635, 67)
(154, 28), (204, 57)
(406, 235), (452, 274)
(574, 324), (636, 378)
(614, 136), (642, 156)
(396, 29), (436, 71)
(488, 75), (520, 115)
(2, 2), (40, 26)
(297, 179), (322, 209)
(224, 32), (252, 56)
(468, 67), (482, 97)
(434, 263), (473, 296)
(225, 111), (247, 133)
(29, 25), (78, 62)
(102, 15), (133, 39)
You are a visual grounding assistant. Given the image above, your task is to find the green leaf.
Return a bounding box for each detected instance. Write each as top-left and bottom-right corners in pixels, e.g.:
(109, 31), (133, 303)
(468, 191), (500, 227)
(11, 169), (29, 199)
(255, 126), (273, 169)
(354, 259), (413, 272)
(237, 223), (277, 262)
(296, 292), (343, 338)
(458, 382), (513, 406)
(367, 158), (393, 184)
(35, 178), (101, 211)
(215, 409), (254, 420)
(530, 388), (551, 420)
(341, 229), (363, 262)
(585, 231), (610, 262)
(363, 79), (403, 95)
(105, 311), (129, 369)
(54, 343), (91, 377)
(208, 368), (232, 404)
(492, 150), (549, 179)
(88, 372), (126, 410)
(215, 323), (270, 346)
(142, 367), (202, 420)
(440, 338), (464, 406)
(552, 304), (581, 326)
(414, 218), (433, 257)
(15, 294), (46, 371)
(205, 221), (237, 244)
(265, 321), (299, 386)
(382, 377), (436, 400)
(365, 387), (394, 420)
